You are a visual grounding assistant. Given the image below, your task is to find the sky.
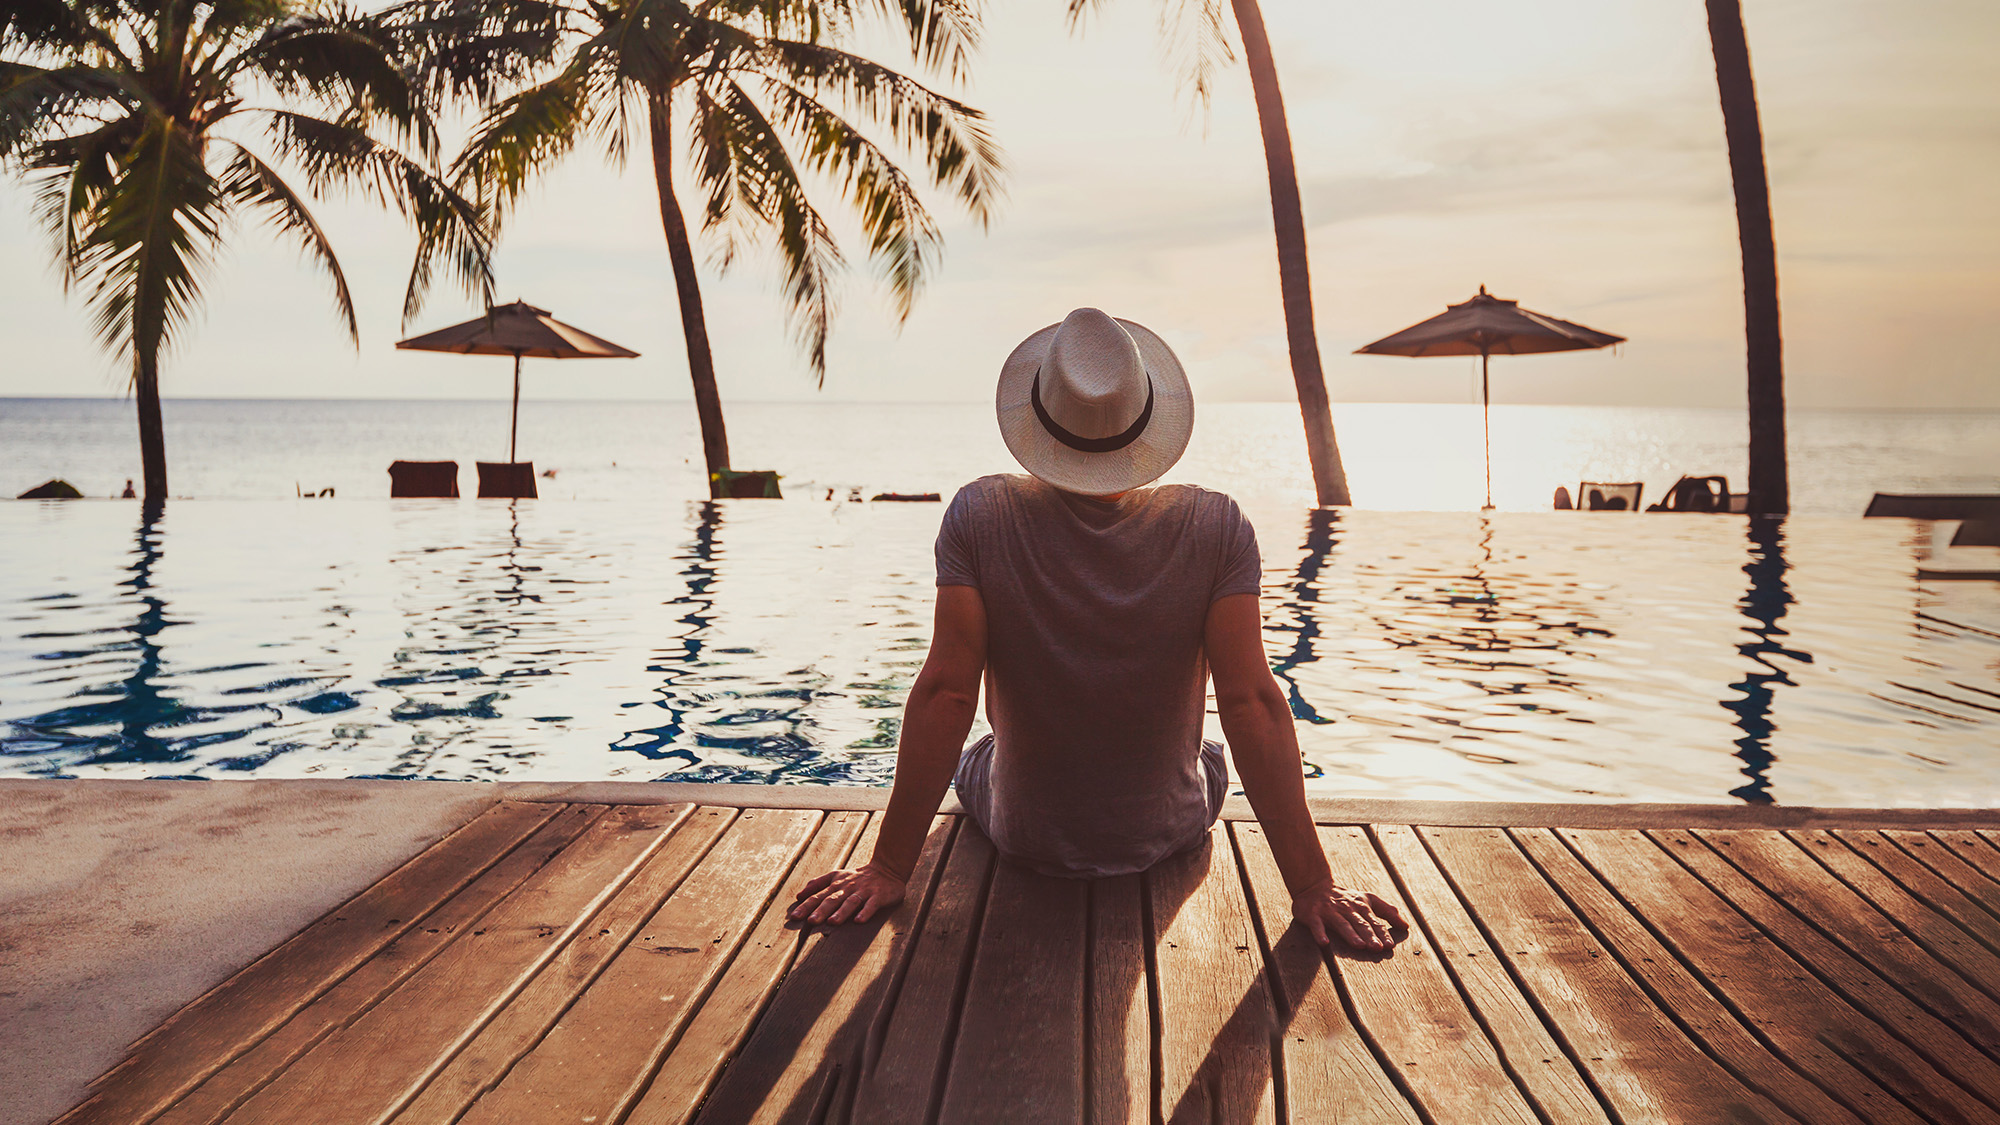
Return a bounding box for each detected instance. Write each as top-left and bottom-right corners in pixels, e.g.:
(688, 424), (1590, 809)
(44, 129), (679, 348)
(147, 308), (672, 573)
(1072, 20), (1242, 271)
(1, 0), (1996, 408)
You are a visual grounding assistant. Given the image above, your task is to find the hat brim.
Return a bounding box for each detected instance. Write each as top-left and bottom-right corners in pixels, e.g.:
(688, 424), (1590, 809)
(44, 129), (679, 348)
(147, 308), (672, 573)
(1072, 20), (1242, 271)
(996, 318), (1193, 496)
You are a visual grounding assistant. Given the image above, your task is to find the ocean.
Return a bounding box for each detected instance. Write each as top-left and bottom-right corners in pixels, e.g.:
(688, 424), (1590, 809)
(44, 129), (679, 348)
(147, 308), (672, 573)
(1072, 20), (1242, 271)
(4, 398), (1997, 514)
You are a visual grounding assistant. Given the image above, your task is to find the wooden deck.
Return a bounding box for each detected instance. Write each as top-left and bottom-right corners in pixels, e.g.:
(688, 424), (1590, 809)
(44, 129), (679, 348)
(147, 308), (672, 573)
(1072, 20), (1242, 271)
(56, 799), (2000, 1125)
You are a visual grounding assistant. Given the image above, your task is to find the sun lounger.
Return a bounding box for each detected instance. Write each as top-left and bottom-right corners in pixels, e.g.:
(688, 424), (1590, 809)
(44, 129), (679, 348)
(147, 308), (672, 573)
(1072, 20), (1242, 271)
(712, 469), (782, 498)
(1578, 481), (1642, 510)
(476, 462), (538, 499)
(388, 461), (459, 498)
(1865, 493), (2000, 546)
(1648, 475), (1733, 513)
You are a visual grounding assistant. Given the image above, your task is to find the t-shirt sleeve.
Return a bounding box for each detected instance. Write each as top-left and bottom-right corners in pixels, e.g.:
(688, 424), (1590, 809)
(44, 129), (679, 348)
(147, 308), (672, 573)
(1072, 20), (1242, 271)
(1210, 496), (1262, 602)
(935, 483), (980, 588)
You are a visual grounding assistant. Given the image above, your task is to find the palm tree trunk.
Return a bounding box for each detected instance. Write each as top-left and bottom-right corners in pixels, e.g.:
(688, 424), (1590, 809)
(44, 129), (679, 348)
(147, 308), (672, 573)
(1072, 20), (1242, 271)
(134, 335), (167, 502)
(1705, 0), (1788, 516)
(1228, 0), (1350, 507)
(648, 90), (732, 499)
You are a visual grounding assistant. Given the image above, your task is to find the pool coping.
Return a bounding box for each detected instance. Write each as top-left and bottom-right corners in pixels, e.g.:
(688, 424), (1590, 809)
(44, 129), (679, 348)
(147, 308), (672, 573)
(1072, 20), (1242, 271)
(7, 777), (1994, 828)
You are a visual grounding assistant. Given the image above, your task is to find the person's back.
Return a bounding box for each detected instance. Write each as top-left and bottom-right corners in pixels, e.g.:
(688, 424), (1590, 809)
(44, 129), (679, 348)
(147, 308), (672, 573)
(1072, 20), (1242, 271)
(791, 307), (1403, 953)
(940, 474), (1259, 876)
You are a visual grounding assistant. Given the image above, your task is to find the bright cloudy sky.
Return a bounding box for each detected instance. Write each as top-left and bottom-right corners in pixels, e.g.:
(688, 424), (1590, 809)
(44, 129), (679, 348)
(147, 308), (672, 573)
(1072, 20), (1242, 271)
(1, 0), (1995, 408)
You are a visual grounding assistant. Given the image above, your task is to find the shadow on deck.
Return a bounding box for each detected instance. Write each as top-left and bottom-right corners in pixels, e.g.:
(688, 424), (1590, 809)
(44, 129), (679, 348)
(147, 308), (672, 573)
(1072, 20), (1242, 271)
(57, 798), (2000, 1125)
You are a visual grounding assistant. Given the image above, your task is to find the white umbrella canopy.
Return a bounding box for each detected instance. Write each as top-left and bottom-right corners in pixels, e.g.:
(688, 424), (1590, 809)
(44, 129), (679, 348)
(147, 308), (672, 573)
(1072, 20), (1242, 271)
(1357, 287), (1624, 508)
(396, 301), (639, 462)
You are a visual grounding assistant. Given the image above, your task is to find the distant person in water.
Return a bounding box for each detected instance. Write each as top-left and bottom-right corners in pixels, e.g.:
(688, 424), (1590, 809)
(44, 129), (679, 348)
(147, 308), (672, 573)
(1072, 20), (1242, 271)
(121, 479), (135, 499)
(790, 308), (1405, 950)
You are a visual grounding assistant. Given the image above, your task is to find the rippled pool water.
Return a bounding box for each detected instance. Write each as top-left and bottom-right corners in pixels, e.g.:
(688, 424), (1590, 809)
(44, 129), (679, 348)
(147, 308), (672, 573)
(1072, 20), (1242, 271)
(3, 499), (1996, 805)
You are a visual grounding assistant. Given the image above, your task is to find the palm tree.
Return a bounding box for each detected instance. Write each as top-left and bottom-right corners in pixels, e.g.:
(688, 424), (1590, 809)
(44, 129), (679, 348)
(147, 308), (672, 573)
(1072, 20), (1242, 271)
(0, 0), (492, 503)
(1704, 0), (1788, 515)
(1068, 0), (1351, 506)
(413, 0), (1005, 498)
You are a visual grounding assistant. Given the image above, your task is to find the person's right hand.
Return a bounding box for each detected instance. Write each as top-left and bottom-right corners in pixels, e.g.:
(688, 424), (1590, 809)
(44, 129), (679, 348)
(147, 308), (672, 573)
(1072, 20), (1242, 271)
(788, 863), (907, 925)
(1294, 883), (1406, 951)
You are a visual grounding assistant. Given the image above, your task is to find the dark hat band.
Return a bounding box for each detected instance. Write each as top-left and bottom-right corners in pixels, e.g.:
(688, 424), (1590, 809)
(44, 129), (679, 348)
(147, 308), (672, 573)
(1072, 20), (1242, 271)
(1031, 368), (1154, 454)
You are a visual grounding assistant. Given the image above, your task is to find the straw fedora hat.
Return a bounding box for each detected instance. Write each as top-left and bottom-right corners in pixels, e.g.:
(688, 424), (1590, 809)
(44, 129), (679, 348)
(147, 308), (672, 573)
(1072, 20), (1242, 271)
(996, 308), (1193, 496)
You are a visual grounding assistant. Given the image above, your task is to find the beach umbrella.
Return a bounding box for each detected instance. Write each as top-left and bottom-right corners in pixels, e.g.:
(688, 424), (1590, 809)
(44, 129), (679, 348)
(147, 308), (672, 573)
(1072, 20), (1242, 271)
(395, 301), (639, 463)
(1356, 287), (1623, 509)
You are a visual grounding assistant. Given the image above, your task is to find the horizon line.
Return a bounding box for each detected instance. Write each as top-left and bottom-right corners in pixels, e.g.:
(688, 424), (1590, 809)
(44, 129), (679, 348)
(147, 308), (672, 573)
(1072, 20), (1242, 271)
(3, 394), (1999, 415)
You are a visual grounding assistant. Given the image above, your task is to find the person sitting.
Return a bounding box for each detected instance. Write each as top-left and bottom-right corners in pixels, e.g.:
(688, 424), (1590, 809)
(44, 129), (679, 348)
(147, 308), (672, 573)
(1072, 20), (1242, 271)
(789, 308), (1404, 951)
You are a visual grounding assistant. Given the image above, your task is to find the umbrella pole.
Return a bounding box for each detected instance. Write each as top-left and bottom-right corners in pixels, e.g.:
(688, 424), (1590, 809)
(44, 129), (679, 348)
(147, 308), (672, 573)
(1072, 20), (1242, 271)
(509, 352), (522, 464)
(1480, 348), (1493, 510)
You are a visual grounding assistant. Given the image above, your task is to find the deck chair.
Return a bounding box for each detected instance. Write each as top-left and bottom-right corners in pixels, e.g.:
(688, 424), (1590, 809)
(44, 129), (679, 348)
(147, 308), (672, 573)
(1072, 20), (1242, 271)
(1648, 475), (1730, 513)
(388, 460), (459, 498)
(1865, 493), (2000, 545)
(711, 469), (783, 498)
(1578, 481), (1642, 511)
(476, 462), (538, 499)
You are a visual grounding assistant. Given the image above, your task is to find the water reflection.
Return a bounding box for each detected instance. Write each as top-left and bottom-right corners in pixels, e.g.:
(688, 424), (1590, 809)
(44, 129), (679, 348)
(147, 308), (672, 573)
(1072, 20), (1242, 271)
(8, 505), (208, 769)
(1724, 517), (1810, 803)
(93, 502), (179, 764)
(1266, 508), (1338, 732)
(1, 502), (1994, 802)
(613, 501), (723, 769)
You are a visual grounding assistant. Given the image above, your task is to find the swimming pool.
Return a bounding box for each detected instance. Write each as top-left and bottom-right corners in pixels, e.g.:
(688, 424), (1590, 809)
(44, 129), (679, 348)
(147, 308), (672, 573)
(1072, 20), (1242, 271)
(2, 498), (1995, 805)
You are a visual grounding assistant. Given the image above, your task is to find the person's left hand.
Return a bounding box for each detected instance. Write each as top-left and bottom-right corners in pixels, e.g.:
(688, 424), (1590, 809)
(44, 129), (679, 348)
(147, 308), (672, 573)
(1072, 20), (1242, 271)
(1294, 883), (1407, 951)
(788, 863), (907, 925)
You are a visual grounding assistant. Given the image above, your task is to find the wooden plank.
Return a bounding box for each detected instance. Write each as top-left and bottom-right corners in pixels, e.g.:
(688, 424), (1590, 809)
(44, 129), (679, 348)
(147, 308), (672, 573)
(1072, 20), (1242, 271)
(1322, 825), (1541, 1124)
(1231, 824), (1425, 1125)
(1509, 829), (1888, 1125)
(388, 806), (746, 1125)
(1150, 829), (1277, 1124)
(1421, 827), (1801, 1124)
(1565, 828), (2000, 1125)
(66, 800), (561, 1121)
(1658, 828), (2000, 1099)
(138, 805), (606, 1125)
(220, 803), (697, 1125)
(1697, 830), (2000, 1048)
(1929, 829), (2000, 886)
(1086, 874), (1153, 1125)
(691, 814), (955, 1125)
(624, 811), (871, 1125)
(450, 808), (814, 1125)
(1371, 827), (1605, 1125)
(935, 855), (1088, 1123)
(846, 825), (996, 1125)
(1832, 829), (2000, 957)
(1783, 830), (2000, 1002)
(1882, 829), (2000, 922)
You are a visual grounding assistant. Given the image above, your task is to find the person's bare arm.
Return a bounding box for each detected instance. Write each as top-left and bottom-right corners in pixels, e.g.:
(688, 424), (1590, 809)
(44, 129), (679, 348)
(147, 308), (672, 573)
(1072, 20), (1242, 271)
(1205, 592), (1405, 950)
(790, 584), (987, 925)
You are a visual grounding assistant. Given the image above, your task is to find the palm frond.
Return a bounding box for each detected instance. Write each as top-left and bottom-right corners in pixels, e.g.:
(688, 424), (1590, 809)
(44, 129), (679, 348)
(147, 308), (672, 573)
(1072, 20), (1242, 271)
(768, 0), (983, 83)
(26, 116), (133, 285)
(691, 78), (844, 378)
(1066, 0), (1236, 119)
(256, 108), (493, 321)
(232, 10), (436, 157)
(217, 139), (358, 343)
(451, 64), (590, 216)
(0, 63), (143, 159)
(753, 36), (1003, 225)
(1157, 0), (1235, 114)
(2, 0), (140, 71)
(72, 118), (227, 370)
(756, 75), (939, 321)
(385, 0), (570, 103)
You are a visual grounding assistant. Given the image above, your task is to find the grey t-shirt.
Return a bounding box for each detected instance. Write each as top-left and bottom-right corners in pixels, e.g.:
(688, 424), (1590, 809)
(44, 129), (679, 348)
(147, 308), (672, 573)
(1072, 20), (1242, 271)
(935, 473), (1263, 876)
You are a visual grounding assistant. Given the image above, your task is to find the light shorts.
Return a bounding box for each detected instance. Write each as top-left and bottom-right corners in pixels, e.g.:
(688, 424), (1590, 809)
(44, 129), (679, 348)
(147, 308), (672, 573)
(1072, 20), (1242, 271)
(950, 733), (1230, 866)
